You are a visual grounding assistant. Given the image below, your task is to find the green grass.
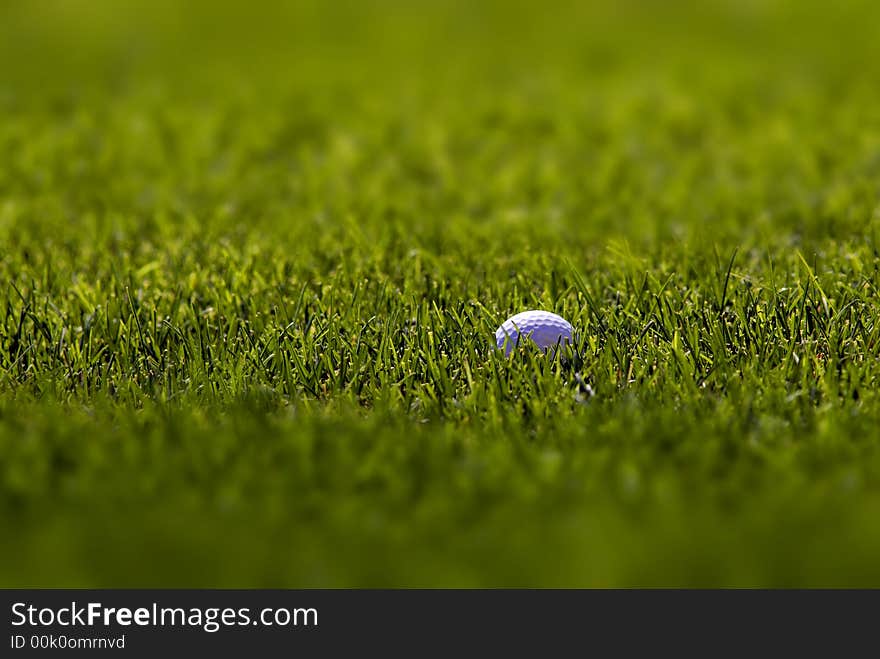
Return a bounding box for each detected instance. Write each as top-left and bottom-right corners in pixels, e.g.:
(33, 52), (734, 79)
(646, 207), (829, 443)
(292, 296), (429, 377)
(2, 0), (880, 586)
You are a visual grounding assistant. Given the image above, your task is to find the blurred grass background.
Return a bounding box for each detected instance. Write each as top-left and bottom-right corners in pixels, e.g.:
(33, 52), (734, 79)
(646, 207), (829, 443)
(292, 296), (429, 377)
(3, 0), (880, 249)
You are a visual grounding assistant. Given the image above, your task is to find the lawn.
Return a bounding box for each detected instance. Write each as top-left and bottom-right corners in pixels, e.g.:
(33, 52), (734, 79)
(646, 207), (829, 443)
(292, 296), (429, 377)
(2, 0), (880, 586)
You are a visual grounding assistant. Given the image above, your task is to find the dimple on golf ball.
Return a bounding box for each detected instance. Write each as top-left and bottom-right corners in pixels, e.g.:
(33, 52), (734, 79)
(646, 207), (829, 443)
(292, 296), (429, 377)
(495, 310), (574, 357)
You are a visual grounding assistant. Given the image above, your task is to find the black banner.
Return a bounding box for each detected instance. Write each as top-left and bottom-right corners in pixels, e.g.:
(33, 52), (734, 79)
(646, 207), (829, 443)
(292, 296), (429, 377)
(2, 590), (877, 654)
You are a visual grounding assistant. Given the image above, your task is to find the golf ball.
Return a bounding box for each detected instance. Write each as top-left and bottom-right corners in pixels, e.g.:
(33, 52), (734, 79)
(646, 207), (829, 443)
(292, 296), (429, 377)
(495, 310), (574, 357)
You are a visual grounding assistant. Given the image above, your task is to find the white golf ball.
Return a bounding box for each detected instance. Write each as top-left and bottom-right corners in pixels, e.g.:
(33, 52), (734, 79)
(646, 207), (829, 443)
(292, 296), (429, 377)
(495, 310), (574, 357)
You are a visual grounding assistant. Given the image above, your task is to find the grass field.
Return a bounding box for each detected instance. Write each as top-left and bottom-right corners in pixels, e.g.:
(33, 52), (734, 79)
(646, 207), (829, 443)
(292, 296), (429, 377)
(2, 0), (880, 586)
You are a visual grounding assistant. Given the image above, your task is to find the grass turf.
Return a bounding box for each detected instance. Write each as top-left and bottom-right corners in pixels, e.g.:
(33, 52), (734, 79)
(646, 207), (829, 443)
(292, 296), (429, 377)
(2, 0), (880, 586)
